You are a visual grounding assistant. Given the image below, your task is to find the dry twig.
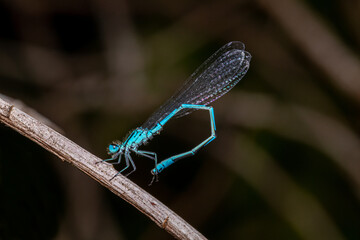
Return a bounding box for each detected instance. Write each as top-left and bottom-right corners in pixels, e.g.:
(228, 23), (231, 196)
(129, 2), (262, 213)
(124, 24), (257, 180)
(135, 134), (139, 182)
(0, 96), (206, 240)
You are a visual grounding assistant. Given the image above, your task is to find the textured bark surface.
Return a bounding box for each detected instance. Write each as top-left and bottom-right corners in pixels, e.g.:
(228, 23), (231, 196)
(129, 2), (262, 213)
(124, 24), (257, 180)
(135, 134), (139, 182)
(0, 97), (206, 240)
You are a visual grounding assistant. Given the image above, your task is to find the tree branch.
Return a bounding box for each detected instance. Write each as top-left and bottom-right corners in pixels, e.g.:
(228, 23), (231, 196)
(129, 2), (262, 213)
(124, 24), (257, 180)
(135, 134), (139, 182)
(0, 96), (206, 240)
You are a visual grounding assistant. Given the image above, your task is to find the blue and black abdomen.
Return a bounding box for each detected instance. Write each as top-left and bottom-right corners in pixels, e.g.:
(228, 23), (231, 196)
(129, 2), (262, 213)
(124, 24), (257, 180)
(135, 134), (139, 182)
(141, 41), (251, 130)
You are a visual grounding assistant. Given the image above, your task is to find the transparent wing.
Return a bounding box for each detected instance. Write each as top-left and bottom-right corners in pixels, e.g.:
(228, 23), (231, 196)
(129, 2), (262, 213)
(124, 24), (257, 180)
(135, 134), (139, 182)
(142, 41), (251, 130)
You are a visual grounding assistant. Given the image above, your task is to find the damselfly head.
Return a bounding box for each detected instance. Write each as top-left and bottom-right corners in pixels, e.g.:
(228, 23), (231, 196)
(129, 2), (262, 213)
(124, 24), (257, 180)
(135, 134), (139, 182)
(108, 143), (121, 154)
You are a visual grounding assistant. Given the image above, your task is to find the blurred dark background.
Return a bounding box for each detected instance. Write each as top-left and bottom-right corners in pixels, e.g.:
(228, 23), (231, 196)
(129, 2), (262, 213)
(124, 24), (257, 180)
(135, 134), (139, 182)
(0, 0), (360, 239)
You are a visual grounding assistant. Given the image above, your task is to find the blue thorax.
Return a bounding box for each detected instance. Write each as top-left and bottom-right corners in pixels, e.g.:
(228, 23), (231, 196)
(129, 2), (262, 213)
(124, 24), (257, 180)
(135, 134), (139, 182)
(108, 123), (163, 155)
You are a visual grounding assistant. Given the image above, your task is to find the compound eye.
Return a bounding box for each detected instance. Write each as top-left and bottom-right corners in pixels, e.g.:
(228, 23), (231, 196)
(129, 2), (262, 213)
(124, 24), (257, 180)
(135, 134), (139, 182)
(108, 144), (120, 154)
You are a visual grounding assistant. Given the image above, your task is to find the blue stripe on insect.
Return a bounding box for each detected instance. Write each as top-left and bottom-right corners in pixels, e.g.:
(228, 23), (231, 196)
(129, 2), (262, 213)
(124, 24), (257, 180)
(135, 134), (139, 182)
(99, 41), (251, 184)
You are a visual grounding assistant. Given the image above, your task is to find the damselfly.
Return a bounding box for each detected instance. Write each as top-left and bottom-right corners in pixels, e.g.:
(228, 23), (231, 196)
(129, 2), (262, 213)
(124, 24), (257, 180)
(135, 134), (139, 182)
(100, 41), (251, 182)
